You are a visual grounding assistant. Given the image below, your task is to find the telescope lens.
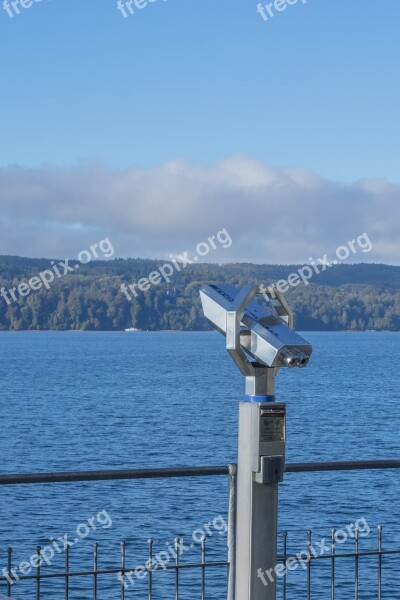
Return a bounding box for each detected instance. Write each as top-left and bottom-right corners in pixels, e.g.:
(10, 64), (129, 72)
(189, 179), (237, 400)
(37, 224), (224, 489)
(281, 350), (310, 368)
(298, 355), (309, 368)
(283, 356), (298, 367)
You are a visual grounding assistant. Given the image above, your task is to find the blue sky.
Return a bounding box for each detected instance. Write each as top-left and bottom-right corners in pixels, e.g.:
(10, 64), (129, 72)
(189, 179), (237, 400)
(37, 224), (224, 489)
(1, 0), (399, 182)
(0, 0), (399, 262)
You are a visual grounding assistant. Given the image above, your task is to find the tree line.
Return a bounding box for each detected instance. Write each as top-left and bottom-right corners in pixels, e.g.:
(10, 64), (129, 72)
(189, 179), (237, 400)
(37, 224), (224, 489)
(0, 256), (399, 331)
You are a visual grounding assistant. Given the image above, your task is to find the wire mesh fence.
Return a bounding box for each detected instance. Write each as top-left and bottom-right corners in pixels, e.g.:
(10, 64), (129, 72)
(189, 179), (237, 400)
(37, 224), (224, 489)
(2, 525), (400, 599)
(276, 524), (400, 600)
(1, 537), (229, 599)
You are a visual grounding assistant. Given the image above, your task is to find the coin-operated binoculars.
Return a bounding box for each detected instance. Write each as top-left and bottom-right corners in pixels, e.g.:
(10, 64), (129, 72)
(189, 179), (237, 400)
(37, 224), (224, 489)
(200, 284), (312, 600)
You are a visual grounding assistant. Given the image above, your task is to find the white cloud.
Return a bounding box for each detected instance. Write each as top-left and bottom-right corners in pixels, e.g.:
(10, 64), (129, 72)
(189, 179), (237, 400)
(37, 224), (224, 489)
(0, 157), (399, 264)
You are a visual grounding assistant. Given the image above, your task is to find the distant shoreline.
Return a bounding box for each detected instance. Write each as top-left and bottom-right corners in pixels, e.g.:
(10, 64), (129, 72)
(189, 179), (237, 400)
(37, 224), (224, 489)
(0, 260), (398, 332)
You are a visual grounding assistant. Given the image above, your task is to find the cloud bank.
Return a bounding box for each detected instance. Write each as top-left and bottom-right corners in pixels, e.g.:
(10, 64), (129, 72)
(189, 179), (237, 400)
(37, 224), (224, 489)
(0, 157), (399, 264)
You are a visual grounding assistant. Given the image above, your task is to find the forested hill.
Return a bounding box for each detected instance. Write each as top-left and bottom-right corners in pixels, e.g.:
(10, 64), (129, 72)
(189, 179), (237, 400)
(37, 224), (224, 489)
(0, 256), (399, 331)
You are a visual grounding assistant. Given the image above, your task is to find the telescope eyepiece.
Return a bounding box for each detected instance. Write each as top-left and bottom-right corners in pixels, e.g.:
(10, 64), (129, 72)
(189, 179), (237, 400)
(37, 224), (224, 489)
(299, 355), (309, 368)
(280, 349), (300, 368)
(279, 349), (310, 369)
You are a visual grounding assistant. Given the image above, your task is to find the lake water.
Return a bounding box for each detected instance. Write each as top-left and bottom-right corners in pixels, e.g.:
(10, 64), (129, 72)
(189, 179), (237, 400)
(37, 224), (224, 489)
(0, 331), (399, 599)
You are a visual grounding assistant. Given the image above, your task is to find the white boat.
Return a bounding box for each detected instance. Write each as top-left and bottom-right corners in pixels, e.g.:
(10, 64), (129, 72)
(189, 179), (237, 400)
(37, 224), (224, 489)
(124, 327), (141, 332)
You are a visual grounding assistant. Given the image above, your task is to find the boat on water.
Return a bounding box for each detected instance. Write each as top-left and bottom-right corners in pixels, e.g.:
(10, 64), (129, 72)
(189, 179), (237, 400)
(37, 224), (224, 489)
(124, 327), (141, 332)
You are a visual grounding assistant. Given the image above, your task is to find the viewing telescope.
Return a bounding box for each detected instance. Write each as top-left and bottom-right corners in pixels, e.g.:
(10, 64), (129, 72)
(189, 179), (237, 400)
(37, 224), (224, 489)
(200, 283), (312, 600)
(200, 283), (312, 373)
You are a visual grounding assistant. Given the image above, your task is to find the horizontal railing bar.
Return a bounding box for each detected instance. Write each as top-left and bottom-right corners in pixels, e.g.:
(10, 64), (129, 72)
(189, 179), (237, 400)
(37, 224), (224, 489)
(0, 561), (229, 582)
(3, 548), (400, 584)
(0, 460), (399, 485)
(277, 549), (400, 561)
(0, 465), (231, 485)
(285, 459), (400, 472)
(4, 549), (400, 584)
(311, 549), (400, 559)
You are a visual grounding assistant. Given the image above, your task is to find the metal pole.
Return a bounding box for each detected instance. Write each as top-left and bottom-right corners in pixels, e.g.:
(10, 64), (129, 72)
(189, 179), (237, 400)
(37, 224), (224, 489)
(235, 369), (285, 600)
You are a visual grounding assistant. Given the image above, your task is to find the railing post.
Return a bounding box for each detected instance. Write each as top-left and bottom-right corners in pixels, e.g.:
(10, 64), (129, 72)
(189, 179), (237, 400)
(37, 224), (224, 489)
(227, 464), (237, 600)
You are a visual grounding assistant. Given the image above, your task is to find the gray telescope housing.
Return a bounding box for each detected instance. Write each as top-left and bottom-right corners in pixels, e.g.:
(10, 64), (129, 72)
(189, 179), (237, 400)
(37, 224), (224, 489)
(200, 283), (312, 370)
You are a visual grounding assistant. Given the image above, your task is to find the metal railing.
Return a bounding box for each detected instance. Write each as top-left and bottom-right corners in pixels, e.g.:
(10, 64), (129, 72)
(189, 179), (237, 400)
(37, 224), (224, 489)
(0, 465), (236, 600)
(280, 460), (400, 600)
(0, 460), (399, 599)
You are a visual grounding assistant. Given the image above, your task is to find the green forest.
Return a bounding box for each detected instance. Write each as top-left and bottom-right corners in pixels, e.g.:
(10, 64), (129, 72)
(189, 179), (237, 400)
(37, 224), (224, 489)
(0, 256), (399, 331)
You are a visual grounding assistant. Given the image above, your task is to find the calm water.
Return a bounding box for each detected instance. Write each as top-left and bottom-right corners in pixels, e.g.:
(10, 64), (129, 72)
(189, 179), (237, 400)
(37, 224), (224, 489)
(0, 331), (399, 599)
